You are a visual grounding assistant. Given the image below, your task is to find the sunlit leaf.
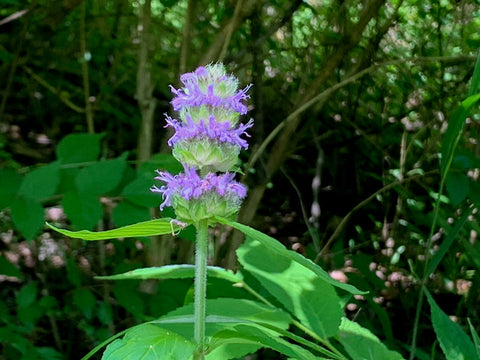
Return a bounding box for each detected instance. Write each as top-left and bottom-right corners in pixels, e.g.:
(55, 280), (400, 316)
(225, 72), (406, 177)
(338, 318), (405, 360)
(96, 264), (241, 284)
(47, 218), (182, 240)
(101, 324), (195, 360)
(237, 238), (342, 338)
(216, 217), (366, 295)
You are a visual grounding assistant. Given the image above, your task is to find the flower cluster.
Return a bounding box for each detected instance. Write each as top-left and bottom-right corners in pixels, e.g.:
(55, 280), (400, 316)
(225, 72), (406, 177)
(152, 64), (253, 225)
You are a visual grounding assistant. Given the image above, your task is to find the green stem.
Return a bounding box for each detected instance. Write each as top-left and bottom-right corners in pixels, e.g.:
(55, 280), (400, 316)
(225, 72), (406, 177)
(194, 219), (209, 359)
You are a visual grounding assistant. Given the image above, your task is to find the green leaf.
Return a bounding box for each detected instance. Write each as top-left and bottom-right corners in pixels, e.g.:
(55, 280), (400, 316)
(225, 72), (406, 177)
(113, 282), (145, 319)
(122, 175), (160, 208)
(441, 93), (480, 178)
(237, 238), (342, 338)
(425, 289), (478, 360)
(0, 169), (22, 209)
(468, 50), (480, 96)
(47, 218), (182, 240)
(17, 282), (38, 308)
(61, 191), (103, 230)
(35, 347), (64, 360)
(11, 196), (44, 240)
(468, 318), (480, 358)
(470, 180), (480, 208)
(445, 171), (469, 206)
(209, 324), (318, 360)
(56, 133), (104, 164)
(154, 298), (291, 340)
(216, 217), (366, 295)
(96, 265), (241, 284)
(0, 256), (23, 279)
(102, 324), (196, 360)
(66, 256), (82, 286)
(112, 200), (150, 227)
(98, 302), (113, 325)
(138, 153), (183, 177)
(338, 318), (405, 360)
(18, 161), (60, 201)
(73, 288), (96, 319)
(76, 157), (127, 195)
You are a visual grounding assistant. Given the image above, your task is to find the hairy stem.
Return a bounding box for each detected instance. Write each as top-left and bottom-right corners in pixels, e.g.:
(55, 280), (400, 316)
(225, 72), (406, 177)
(194, 219), (209, 359)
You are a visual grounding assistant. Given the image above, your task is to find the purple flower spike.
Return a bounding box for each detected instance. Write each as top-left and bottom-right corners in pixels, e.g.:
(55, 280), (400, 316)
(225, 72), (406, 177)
(151, 166), (247, 211)
(153, 64), (252, 224)
(170, 84), (251, 115)
(166, 114), (253, 149)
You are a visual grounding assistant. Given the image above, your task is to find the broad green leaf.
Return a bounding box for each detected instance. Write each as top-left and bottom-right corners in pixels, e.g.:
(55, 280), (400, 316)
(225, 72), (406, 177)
(73, 288), (96, 319)
(0, 169), (22, 209)
(338, 318), (404, 360)
(96, 264), (241, 283)
(18, 161), (60, 201)
(153, 298), (291, 340)
(209, 324), (318, 360)
(237, 238), (342, 338)
(113, 282), (145, 319)
(11, 196), (44, 240)
(76, 156), (127, 195)
(445, 171), (469, 206)
(216, 217), (366, 295)
(62, 191), (103, 230)
(17, 282), (38, 308)
(112, 200), (150, 227)
(138, 153), (183, 177)
(56, 133), (104, 164)
(47, 218), (182, 240)
(427, 207), (472, 276)
(0, 255), (23, 279)
(122, 175), (160, 208)
(102, 324), (195, 360)
(425, 289), (478, 360)
(35, 347), (64, 360)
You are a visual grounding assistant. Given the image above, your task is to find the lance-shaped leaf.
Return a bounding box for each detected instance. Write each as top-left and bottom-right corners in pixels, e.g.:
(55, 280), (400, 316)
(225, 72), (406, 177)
(47, 218), (184, 240)
(96, 264), (241, 284)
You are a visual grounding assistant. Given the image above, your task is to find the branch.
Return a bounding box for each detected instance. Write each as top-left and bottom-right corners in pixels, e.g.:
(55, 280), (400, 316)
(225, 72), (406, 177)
(245, 54), (477, 173)
(23, 66), (85, 113)
(199, 0), (258, 65)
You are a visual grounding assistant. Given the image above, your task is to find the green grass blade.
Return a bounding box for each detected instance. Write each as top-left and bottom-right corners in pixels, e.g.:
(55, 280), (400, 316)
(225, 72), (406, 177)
(468, 50), (480, 96)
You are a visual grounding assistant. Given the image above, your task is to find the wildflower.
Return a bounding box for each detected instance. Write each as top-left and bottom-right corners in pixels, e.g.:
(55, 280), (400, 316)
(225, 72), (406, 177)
(151, 167), (247, 225)
(152, 63), (252, 225)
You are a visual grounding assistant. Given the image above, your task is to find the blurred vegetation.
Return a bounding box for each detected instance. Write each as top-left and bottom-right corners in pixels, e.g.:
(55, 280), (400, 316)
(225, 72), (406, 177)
(1, 0), (480, 359)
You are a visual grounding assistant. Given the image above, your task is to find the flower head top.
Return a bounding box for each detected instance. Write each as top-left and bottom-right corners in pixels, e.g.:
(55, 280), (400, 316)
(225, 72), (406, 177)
(152, 63), (252, 225)
(170, 64), (252, 120)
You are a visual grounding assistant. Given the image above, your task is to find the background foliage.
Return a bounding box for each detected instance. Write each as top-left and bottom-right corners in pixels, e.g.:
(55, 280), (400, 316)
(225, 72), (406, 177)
(1, 0), (480, 358)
